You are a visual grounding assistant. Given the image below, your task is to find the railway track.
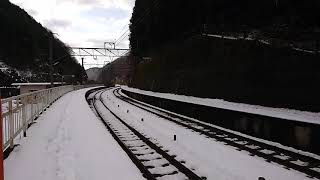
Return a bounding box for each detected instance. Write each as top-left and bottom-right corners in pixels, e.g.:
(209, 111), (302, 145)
(88, 89), (206, 180)
(113, 88), (320, 179)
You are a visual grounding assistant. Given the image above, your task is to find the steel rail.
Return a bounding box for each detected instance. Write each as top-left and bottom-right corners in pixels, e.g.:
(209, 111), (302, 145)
(114, 88), (320, 179)
(89, 89), (156, 180)
(89, 88), (204, 180)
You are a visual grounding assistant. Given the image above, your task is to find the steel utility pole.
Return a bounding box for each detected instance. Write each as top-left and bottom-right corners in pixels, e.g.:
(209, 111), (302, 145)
(0, 90), (4, 180)
(81, 57), (84, 68)
(81, 57), (84, 85)
(49, 33), (54, 88)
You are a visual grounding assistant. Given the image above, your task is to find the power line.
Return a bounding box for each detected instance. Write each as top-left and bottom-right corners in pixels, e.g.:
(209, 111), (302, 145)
(130, 0), (160, 30)
(116, 34), (130, 46)
(115, 1), (159, 45)
(119, 24), (129, 35)
(115, 24), (130, 44)
(115, 29), (130, 45)
(115, 0), (160, 46)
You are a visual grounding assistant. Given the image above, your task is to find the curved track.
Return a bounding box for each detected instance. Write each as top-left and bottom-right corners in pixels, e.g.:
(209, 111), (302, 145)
(113, 88), (320, 179)
(88, 89), (206, 180)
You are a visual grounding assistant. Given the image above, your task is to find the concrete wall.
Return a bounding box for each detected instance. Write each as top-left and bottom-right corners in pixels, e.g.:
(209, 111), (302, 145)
(123, 89), (320, 155)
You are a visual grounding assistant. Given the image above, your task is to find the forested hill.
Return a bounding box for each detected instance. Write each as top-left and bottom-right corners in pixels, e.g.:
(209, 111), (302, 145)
(128, 0), (320, 111)
(0, 1), (85, 86)
(130, 0), (320, 56)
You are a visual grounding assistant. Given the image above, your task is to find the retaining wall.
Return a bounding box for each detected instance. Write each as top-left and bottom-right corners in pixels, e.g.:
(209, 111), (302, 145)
(122, 89), (320, 155)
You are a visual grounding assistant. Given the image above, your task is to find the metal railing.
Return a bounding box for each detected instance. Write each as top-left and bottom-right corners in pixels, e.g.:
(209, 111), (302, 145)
(1, 85), (95, 151)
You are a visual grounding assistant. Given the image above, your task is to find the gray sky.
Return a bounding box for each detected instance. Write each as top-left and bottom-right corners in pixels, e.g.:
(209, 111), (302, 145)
(9, 0), (135, 69)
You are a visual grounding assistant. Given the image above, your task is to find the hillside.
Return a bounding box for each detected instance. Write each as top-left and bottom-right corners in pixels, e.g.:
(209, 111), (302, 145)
(0, 1), (85, 86)
(127, 0), (320, 111)
(99, 57), (135, 86)
(86, 67), (102, 83)
(130, 0), (320, 56)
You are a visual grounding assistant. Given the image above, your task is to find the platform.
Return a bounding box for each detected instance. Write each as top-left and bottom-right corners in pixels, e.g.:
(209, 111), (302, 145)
(4, 88), (143, 180)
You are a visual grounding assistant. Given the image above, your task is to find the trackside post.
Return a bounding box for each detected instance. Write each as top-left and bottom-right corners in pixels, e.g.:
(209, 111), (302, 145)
(0, 90), (4, 180)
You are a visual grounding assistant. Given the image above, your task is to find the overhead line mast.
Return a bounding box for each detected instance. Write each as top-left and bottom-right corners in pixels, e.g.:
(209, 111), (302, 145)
(70, 0), (161, 69)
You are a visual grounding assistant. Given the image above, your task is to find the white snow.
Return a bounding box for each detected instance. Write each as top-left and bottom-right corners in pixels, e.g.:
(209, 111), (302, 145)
(4, 88), (144, 180)
(118, 89), (320, 160)
(11, 82), (63, 86)
(4, 86), (318, 180)
(202, 33), (317, 54)
(203, 33), (238, 40)
(293, 47), (316, 54)
(94, 93), (188, 180)
(121, 86), (320, 125)
(0, 62), (33, 82)
(101, 88), (314, 180)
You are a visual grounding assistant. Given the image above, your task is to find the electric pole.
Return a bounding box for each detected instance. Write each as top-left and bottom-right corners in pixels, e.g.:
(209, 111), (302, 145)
(81, 57), (84, 85)
(0, 90), (4, 180)
(81, 57), (84, 68)
(49, 33), (54, 88)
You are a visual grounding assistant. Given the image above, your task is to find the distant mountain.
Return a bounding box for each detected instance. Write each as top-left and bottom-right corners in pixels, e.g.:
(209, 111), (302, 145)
(86, 67), (102, 82)
(99, 57), (135, 86)
(0, 1), (86, 86)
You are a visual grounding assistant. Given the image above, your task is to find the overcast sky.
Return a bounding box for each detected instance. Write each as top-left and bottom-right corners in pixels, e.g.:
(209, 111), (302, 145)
(9, 0), (135, 69)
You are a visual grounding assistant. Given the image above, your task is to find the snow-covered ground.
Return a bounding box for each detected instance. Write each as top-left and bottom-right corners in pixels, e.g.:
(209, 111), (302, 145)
(4, 88), (144, 180)
(118, 89), (320, 160)
(4, 86), (317, 180)
(101, 88), (314, 180)
(0, 61), (32, 82)
(122, 86), (320, 125)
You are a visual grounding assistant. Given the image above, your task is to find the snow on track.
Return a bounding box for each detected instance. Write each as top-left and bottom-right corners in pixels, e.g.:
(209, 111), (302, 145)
(102, 88), (315, 180)
(4, 88), (144, 180)
(114, 88), (320, 178)
(119, 88), (320, 161)
(94, 98), (190, 180)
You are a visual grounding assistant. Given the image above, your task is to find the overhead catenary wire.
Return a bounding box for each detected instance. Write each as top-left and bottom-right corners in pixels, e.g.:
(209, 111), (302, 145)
(116, 34), (130, 46)
(115, 0), (160, 46)
(119, 23), (129, 35)
(115, 24), (130, 45)
(115, 29), (130, 45)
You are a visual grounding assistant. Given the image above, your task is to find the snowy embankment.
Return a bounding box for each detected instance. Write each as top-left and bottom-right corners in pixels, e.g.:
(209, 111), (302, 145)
(202, 33), (320, 54)
(0, 61), (33, 82)
(121, 86), (320, 125)
(4, 88), (144, 180)
(102, 89), (313, 180)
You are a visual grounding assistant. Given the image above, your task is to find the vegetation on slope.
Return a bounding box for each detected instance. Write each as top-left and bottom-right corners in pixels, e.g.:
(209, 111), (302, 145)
(130, 0), (320, 56)
(128, 0), (320, 111)
(0, 1), (85, 86)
